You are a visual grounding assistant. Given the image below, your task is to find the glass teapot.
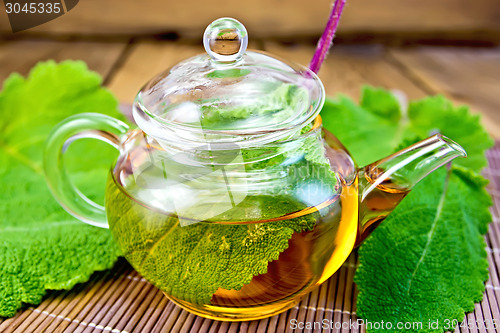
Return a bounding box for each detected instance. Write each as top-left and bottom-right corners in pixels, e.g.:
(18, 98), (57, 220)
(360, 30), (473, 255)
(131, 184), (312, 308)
(44, 18), (466, 321)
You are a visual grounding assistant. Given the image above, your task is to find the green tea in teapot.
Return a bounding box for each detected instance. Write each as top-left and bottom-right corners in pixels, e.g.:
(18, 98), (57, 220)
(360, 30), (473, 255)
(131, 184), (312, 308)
(44, 17), (466, 322)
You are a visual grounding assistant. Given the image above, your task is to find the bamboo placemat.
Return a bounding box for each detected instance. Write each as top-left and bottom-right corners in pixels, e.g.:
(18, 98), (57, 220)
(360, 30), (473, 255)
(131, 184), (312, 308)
(1, 143), (500, 333)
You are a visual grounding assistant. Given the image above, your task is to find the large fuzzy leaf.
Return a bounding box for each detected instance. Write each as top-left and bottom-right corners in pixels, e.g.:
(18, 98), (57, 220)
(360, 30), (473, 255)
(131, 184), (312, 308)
(321, 86), (493, 332)
(355, 167), (491, 332)
(0, 61), (125, 317)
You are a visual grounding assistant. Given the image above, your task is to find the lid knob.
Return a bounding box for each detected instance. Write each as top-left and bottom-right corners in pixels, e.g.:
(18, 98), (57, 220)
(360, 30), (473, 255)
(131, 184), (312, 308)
(203, 18), (248, 63)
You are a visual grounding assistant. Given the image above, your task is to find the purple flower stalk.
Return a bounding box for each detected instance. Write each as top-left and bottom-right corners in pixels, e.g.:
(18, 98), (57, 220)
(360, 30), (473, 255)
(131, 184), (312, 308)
(309, 0), (346, 74)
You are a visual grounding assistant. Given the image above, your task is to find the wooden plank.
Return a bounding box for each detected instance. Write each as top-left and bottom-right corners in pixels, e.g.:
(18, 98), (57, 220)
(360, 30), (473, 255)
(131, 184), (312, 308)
(263, 42), (428, 101)
(0, 40), (127, 83)
(0, 0), (499, 39)
(108, 41), (432, 110)
(106, 42), (204, 104)
(389, 47), (500, 137)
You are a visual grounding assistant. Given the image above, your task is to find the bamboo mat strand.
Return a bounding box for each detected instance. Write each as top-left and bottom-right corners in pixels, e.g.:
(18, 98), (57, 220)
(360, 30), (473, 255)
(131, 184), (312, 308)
(1, 143), (500, 333)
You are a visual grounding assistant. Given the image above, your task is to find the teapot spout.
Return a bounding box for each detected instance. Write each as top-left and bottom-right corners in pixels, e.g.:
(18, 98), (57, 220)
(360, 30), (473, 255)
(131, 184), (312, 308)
(356, 134), (466, 246)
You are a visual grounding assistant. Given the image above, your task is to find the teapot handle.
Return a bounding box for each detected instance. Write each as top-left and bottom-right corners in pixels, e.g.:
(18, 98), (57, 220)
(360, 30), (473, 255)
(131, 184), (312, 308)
(43, 113), (129, 228)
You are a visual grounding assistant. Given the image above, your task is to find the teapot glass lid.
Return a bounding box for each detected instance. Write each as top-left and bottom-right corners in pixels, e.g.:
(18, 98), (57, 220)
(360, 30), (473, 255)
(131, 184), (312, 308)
(134, 18), (324, 138)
